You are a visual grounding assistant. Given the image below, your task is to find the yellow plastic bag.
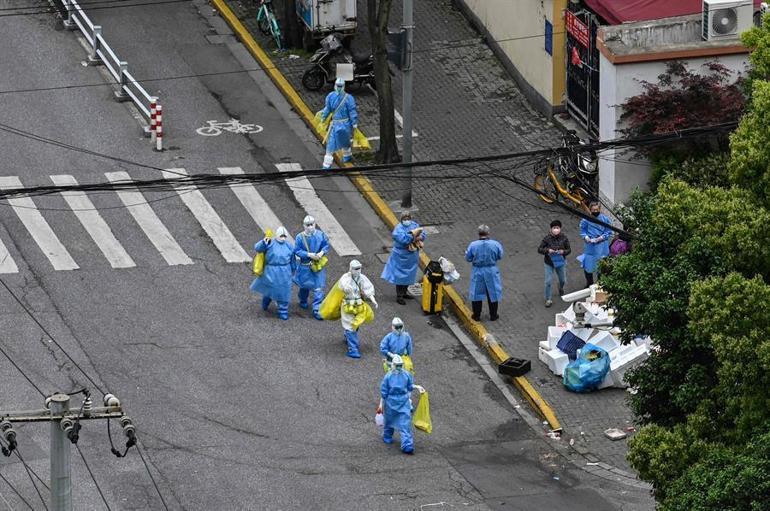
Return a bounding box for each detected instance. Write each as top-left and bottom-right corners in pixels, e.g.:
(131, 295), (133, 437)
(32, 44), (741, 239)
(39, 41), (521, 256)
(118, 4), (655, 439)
(318, 282), (344, 321)
(382, 354), (414, 375)
(412, 391), (432, 434)
(310, 255), (329, 272)
(252, 229), (273, 276)
(352, 127), (371, 150)
(252, 252), (266, 276)
(313, 111), (332, 143)
(350, 302), (374, 330)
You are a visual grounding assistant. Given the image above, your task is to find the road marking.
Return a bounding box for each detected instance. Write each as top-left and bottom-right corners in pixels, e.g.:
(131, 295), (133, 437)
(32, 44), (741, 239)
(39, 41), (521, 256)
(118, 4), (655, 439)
(0, 238), (19, 274)
(217, 167), (282, 234)
(50, 175), (136, 269)
(105, 172), (193, 266)
(163, 168), (251, 263)
(0, 176), (79, 271)
(275, 163), (361, 256)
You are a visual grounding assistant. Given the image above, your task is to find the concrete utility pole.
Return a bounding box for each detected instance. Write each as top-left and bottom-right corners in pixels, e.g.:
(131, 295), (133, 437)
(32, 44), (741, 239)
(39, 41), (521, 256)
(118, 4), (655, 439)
(400, 0), (415, 208)
(0, 392), (134, 511)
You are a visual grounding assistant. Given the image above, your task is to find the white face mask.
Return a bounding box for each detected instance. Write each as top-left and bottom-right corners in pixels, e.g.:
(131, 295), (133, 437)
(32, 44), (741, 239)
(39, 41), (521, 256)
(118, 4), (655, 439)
(551, 228), (561, 236)
(401, 220), (411, 226)
(276, 236), (286, 244)
(350, 269), (361, 279)
(304, 225), (315, 236)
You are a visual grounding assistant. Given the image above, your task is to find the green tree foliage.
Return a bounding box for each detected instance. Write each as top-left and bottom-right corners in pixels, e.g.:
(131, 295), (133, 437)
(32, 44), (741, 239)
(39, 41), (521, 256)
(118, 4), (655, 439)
(601, 180), (770, 425)
(650, 152), (731, 190)
(729, 80), (770, 203)
(661, 433), (770, 511)
(686, 274), (770, 444)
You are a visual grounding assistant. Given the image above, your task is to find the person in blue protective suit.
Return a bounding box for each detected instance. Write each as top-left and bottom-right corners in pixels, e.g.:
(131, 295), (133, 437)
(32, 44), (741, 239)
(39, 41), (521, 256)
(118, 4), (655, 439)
(465, 224), (504, 322)
(380, 317), (412, 367)
(578, 202), (614, 287)
(379, 355), (425, 454)
(381, 212), (426, 304)
(321, 78), (359, 169)
(250, 226), (296, 320)
(293, 215), (330, 320)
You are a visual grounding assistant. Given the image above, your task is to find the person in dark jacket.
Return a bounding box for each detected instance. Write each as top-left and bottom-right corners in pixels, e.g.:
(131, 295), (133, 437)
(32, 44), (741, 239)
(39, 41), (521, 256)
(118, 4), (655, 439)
(538, 220), (571, 307)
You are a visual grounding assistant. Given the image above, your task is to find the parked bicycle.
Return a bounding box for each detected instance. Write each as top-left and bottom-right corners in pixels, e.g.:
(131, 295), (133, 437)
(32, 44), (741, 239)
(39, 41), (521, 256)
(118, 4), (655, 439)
(256, 0), (282, 49)
(533, 130), (598, 212)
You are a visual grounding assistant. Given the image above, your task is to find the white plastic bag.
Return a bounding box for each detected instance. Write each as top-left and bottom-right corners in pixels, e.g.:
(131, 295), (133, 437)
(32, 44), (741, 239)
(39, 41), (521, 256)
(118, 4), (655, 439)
(374, 412), (384, 427)
(439, 256), (460, 283)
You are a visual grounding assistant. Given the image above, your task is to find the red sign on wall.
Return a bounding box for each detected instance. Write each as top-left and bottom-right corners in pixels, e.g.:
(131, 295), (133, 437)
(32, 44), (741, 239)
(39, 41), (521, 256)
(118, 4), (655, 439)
(565, 10), (590, 49)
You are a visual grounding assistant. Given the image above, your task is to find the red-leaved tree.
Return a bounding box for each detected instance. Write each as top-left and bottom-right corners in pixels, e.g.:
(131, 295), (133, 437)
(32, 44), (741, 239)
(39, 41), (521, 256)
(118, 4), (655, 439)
(621, 61), (745, 154)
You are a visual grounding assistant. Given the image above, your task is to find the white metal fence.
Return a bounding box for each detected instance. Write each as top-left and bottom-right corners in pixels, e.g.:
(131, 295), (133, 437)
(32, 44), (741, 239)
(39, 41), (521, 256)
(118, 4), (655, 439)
(56, 0), (158, 122)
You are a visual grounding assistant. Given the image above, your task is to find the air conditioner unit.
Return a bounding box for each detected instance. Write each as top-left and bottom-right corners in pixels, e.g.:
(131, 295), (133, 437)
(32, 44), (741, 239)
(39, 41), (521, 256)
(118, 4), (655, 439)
(703, 0), (753, 40)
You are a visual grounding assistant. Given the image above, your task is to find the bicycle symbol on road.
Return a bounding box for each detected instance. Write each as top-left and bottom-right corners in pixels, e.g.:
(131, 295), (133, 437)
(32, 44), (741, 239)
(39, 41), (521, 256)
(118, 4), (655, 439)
(196, 119), (264, 136)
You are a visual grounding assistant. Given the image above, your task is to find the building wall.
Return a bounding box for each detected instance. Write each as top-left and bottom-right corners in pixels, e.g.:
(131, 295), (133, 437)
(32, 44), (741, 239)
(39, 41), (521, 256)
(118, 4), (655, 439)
(598, 53), (749, 206)
(455, 0), (567, 115)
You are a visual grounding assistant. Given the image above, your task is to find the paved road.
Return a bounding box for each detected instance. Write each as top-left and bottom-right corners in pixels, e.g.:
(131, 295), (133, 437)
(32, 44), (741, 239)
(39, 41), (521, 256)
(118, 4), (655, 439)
(0, 1), (651, 509)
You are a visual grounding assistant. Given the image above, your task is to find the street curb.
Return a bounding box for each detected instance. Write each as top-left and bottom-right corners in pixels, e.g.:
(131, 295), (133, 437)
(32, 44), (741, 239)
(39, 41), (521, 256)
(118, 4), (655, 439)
(210, 0), (561, 432)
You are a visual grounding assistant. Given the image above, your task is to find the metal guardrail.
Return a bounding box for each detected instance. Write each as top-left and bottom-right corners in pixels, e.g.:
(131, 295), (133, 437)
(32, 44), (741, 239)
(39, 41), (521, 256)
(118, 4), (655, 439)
(56, 0), (157, 121)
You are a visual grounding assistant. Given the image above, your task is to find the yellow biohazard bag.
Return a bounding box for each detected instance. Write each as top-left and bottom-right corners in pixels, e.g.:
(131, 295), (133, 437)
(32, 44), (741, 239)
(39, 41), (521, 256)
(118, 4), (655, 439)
(382, 354), (414, 375)
(252, 252), (266, 276)
(350, 302), (374, 330)
(352, 127), (371, 150)
(252, 229), (273, 276)
(318, 281), (344, 321)
(313, 111), (332, 144)
(412, 391), (432, 434)
(310, 255), (329, 272)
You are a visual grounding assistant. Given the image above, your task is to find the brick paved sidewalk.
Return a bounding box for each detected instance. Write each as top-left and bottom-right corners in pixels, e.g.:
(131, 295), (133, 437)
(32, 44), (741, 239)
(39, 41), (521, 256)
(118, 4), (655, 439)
(224, 0), (639, 475)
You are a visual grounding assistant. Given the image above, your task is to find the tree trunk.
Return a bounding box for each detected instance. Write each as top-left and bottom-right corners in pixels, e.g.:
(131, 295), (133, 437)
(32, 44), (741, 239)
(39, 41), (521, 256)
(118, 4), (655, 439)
(367, 0), (401, 163)
(280, 0), (302, 49)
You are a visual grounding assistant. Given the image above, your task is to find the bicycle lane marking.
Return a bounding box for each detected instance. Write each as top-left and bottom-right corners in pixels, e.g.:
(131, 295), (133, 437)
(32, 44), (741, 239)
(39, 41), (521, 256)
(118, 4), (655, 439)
(0, 176), (79, 271)
(275, 163), (361, 257)
(162, 168), (251, 263)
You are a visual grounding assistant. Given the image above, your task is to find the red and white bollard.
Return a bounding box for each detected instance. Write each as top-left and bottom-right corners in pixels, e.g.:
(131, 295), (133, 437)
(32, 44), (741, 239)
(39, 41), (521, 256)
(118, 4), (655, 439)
(154, 104), (163, 151)
(149, 98), (157, 144)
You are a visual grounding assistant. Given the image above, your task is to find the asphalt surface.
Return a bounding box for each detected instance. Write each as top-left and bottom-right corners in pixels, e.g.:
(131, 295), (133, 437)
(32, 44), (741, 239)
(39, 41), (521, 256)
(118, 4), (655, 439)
(0, 1), (651, 509)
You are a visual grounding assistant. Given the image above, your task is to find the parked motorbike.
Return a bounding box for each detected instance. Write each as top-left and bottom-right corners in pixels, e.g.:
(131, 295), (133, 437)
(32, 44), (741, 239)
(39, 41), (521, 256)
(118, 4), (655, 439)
(301, 33), (376, 91)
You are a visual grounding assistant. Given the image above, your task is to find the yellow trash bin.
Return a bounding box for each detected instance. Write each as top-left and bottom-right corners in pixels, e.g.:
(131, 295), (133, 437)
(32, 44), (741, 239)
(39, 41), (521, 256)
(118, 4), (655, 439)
(421, 261), (444, 314)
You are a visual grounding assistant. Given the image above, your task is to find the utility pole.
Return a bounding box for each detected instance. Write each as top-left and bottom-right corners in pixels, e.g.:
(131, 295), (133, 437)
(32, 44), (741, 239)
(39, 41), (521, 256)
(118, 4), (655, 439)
(0, 391), (135, 511)
(400, 0), (414, 208)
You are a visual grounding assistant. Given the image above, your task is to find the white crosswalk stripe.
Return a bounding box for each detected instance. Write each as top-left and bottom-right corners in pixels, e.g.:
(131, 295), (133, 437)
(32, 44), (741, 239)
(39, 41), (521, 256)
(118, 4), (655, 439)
(51, 175), (136, 269)
(0, 237), (19, 274)
(0, 176), (79, 271)
(105, 172), (193, 266)
(218, 167), (282, 234)
(162, 168), (251, 263)
(276, 163), (361, 257)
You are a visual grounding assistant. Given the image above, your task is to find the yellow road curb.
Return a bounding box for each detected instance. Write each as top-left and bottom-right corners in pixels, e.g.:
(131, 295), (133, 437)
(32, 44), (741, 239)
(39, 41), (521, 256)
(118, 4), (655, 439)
(212, 0), (561, 432)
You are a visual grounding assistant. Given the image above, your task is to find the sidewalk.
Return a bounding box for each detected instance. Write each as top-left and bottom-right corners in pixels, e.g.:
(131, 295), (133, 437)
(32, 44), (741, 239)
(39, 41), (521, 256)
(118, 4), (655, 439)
(223, 0), (638, 475)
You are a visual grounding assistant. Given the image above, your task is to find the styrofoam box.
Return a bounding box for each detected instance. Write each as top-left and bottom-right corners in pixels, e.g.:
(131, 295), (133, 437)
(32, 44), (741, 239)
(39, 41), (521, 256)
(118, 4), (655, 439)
(572, 328), (594, 341)
(611, 345), (649, 387)
(562, 306), (576, 322)
(598, 371), (615, 389)
(634, 336), (652, 350)
(539, 346), (569, 376)
(539, 340), (551, 351)
(588, 331), (620, 353)
(554, 313), (572, 327)
(546, 326), (567, 349)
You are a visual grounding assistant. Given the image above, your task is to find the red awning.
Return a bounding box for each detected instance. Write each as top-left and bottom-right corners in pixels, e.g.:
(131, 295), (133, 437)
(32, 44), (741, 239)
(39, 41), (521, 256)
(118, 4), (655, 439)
(583, 0), (761, 25)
